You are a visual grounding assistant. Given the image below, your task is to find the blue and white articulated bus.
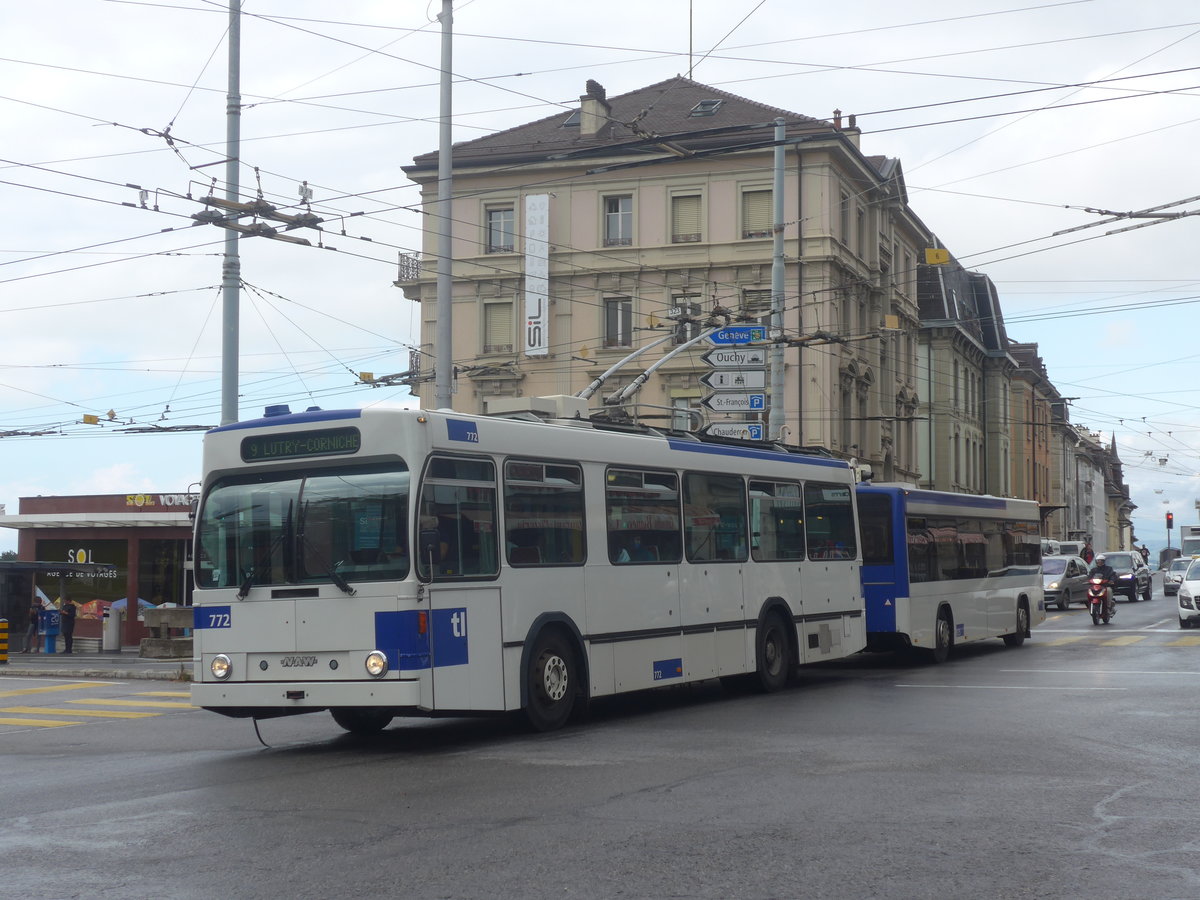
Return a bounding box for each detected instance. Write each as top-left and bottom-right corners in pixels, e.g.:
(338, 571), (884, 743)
(855, 483), (1045, 663)
(191, 398), (866, 733)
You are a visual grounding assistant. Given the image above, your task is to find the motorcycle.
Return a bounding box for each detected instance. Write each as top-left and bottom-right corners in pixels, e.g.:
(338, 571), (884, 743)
(1086, 576), (1114, 625)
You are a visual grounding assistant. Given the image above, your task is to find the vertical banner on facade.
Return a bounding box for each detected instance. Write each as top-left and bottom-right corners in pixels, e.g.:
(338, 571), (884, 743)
(524, 193), (550, 357)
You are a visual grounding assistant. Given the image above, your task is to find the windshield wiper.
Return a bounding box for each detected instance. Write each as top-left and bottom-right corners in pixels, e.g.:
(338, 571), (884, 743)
(237, 501), (293, 599)
(297, 500), (357, 596)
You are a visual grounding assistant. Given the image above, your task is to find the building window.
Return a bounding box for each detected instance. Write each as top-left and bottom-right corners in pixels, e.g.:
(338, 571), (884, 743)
(485, 206), (514, 253)
(671, 194), (702, 243)
(483, 302), (514, 354)
(671, 294), (702, 345)
(671, 397), (694, 431)
(604, 296), (632, 347)
(839, 192), (852, 245)
(689, 99), (724, 117)
(741, 189), (772, 238)
(603, 195), (633, 246)
(741, 288), (772, 325)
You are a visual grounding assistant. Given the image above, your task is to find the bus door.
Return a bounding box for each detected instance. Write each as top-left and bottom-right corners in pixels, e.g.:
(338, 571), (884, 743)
(425, 584), (504, 712)
(679, 473), (751, 680)
(416, 453), (505, 712)
(857, 492), (902, 636)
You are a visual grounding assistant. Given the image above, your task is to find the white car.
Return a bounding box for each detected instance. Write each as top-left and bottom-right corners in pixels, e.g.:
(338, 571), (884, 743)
(1165, 557), (1192, 596)
(1176, 558), (1200, 628)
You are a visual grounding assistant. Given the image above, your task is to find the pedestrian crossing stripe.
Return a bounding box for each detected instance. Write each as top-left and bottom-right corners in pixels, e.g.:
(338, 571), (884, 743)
(68, 698), (193, 709)
(0, 716), (77, 728)
(136, 691), (191, 698)
(0, 683), (106, 699)
(1101, 636), (1148, 646)
(1167, 636), (1200, 646)
(1045, 636), (1087, 646)
(0, 706), (158, 719)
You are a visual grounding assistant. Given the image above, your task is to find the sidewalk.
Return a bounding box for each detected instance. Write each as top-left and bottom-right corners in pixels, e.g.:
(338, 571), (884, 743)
(0, 648), (191, 682)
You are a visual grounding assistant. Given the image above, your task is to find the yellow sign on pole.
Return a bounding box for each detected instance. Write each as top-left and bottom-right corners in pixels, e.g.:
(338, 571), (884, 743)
(924, 247), (950, 265)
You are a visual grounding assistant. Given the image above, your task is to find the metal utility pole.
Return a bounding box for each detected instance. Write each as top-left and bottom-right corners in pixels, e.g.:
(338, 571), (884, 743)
(219, 0), (242, 426)
(433, 0), (454, 410)
(768, 117), (786, 442)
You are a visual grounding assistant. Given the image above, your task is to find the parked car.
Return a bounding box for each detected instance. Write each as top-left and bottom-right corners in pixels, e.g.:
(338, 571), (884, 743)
(1058, 540), (1086, 558)
(1098, 551), (1152, 602)
(1042, 555), (1091, 610)
(1177, 558), (1200, 628)
(1164, 557), (1192, 596)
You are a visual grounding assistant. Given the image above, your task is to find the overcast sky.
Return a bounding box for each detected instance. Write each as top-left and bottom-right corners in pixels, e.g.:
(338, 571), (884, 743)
(3, 0), (1198, 554)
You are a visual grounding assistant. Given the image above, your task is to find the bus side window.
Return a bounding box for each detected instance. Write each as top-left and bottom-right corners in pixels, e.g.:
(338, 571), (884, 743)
(417, 456), (498, 579)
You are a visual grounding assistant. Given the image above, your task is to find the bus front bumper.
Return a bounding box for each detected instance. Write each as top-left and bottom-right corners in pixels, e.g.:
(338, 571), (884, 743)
(192, 678), (423, 713)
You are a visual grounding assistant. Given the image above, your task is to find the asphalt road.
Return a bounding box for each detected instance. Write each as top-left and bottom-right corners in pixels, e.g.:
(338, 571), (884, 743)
(3, 580), (1197, 900)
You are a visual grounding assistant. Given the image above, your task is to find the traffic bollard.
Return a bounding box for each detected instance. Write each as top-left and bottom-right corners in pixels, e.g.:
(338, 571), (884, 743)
(0, 618), (7, 665)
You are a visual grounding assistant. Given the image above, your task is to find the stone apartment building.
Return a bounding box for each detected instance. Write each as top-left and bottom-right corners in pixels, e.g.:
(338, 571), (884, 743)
(398, 77), (930, 481)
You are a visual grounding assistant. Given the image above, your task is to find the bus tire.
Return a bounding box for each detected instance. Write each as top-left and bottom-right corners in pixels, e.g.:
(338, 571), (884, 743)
(523, 630), (576, 732)
(330, 707), (393, 734)
(754, 611), (791, 693)
(927, 608), (953, 664)
(1003, 601), (1029, 647)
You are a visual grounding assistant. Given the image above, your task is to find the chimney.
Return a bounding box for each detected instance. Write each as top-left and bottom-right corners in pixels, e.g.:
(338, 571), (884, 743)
(580, 80), (611, 138)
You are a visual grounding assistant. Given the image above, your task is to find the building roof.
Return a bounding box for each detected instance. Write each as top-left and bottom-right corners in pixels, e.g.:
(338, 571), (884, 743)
(405, 76), (839, 172)
(0, 512), (191, 531)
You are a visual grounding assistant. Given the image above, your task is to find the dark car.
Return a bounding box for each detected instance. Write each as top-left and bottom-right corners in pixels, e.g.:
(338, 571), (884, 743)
(1096, 551), (1152, 602)
(1042, 555), (1091, 610)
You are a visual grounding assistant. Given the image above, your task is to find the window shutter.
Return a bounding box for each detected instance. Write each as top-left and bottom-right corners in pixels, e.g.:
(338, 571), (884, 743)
(671, 195), (702, 242)
(741, 190), (772, 238)
(484, 303), (513, 354)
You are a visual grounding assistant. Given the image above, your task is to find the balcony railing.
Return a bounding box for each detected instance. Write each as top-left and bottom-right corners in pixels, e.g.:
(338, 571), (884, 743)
(396, 252), (423, 282)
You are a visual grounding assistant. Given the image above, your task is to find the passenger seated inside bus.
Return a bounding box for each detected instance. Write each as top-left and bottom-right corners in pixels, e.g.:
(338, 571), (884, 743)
(614, 535), (657, 563)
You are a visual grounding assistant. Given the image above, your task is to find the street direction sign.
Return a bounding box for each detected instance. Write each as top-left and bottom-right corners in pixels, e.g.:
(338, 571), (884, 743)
(701, 347), (767, 368)
(701, 392), (767, 412)
(708, 325), (766, 346)
(700, 369), (766, 391)
(701, 422), (764, 441)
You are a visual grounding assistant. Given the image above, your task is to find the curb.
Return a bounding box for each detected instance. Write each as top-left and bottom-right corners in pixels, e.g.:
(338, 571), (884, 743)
(0, 667), (191, 682)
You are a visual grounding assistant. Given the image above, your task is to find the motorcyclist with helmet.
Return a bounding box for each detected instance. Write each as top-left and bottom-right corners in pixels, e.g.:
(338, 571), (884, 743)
(1089, 554), (1118, 620)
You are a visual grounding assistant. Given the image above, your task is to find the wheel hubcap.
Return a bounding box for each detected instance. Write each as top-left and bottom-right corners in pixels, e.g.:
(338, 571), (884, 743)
(541, 653), (568, 702)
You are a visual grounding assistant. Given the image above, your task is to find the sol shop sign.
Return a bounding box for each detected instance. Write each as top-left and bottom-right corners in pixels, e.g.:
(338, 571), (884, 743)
(125, 493), (197, 508)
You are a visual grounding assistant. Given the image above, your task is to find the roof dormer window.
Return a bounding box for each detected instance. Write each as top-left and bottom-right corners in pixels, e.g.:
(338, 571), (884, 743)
(689, 99), (724, 117)
(560, 109), (581, 127)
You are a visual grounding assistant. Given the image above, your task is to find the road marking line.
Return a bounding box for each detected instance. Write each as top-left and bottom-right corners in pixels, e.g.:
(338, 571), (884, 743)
(1101, 636), (1147, 646)
(0, 683), (106, 699)
(68, 698), (193, 709)
(0, 716), (79, 727)
(1166, 636), (1200, 646)
(0, 706), (158, 719)
(895, 684), (1125, 691)
(1044, 636), (1087, 646)
(136, 691), (190, 698)
(1004, 668), (1200, 675)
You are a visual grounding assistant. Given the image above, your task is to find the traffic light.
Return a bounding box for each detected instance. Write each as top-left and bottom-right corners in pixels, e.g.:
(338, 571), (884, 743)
(1167, 512), (1175, 529)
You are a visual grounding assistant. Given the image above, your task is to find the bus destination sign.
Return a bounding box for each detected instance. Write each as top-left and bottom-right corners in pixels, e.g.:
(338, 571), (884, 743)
(240, 426), (362, 463)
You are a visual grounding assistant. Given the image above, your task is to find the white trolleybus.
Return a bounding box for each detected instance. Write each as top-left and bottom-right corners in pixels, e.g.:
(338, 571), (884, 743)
(855, 484), (1045, 663)
(191, 397), (867, 733)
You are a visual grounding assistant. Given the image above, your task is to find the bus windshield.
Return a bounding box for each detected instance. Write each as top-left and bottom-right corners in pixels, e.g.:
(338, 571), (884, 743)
(196, 463), (410, 590)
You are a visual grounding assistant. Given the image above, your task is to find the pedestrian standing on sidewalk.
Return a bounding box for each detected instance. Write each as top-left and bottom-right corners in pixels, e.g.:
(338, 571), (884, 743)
(23, 599), (40, 653)
(60, 596), (76, 654)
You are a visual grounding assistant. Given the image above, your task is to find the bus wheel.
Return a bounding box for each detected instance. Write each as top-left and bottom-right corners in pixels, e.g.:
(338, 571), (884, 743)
(754, 612), (791, 693)
(1003, 602), (1029, 647)
(927, 610), (953, 664)
(331, 707), (393, 734)
(524, 631), (576, 732)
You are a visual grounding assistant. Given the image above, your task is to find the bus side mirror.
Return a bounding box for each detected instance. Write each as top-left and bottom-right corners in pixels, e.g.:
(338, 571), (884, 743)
(419, 529), (440, 562)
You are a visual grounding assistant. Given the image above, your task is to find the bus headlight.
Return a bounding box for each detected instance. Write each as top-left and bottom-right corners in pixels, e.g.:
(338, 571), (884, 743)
(210, 654), (232, 680)
(364, 651), (388, 678)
